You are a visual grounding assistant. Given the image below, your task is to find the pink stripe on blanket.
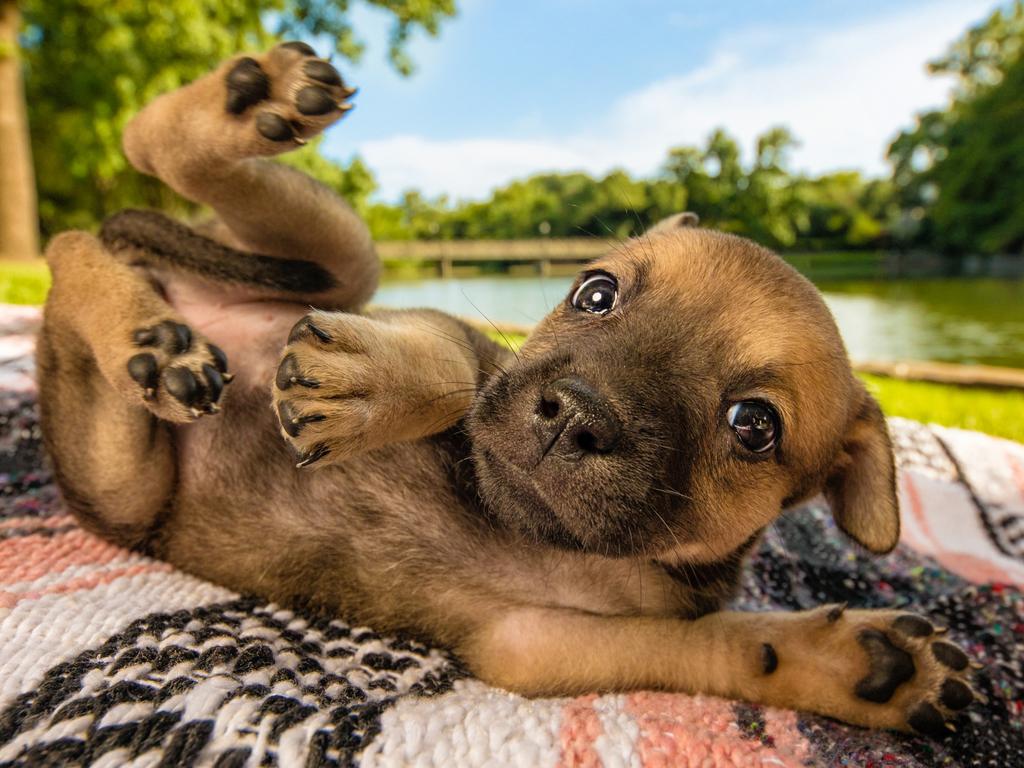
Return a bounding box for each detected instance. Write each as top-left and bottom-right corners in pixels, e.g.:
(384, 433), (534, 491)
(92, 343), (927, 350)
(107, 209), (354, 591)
(0, 514), (74, 531)
(901, 472), (1024, 585)
(0, 529), (131, 585)
(0, 561), (173, 608)
(1008, 450), (1024, 502)
(558, 694), (603, 767)
(624, 692), (810, 767)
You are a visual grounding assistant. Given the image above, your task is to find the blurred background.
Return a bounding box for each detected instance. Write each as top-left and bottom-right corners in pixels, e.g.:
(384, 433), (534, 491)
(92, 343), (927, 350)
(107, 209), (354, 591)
(0, 0), (1021, 439)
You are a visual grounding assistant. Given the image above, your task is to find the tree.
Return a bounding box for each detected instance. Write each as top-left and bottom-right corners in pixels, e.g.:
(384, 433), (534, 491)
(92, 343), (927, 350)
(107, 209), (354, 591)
(0, 0), (38, 259)
(888, 1), (1024, 254)
(0, 0), (456, 253)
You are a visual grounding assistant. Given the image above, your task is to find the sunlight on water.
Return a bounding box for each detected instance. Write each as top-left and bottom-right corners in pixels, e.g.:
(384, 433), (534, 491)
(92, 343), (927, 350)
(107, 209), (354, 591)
(375, 276), (1024, 368)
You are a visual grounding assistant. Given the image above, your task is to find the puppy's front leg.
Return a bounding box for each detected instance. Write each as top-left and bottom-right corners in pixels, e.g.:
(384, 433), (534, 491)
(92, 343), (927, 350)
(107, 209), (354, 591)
(463, 606), (977, 736)
(273, 308), (509, 466)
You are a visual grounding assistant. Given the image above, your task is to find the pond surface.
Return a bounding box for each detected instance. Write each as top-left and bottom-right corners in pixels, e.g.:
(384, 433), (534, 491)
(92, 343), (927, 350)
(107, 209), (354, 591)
(375, 276), (1024, 369)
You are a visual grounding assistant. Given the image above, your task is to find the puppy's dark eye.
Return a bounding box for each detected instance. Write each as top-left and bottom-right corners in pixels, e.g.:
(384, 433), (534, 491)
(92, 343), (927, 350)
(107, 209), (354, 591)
(727, 401), (778, 453)
(571, 274), (618, 315)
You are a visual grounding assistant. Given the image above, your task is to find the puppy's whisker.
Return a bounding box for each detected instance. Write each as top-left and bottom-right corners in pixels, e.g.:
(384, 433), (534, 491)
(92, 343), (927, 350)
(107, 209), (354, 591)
(459, 290), (521, 363)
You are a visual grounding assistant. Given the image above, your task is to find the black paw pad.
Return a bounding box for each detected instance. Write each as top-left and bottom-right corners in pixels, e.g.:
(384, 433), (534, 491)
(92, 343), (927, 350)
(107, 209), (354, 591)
(278, 400), (300, 437)
(202, 364), (224, 402)
(277, 401), (326, 438)
(226, 57), (270, 114)
(127, 353), (159, 396)
(907, 702), (949, 738)
(761, 643), (778, 675)
(296, 443), (330, 468)
(280, 41), (316, 56)
(296, 86), (336, 116)
(275, 354), (319, 389)
(134, 321), (192, 354)
(208, 343), (228, 373)
(163, 366), (203, 406)
(256, 113), (295, 142)
(932, 642), (969, 671)
(854, 629), (915, 703)
(305, 59), (342, 86)
(892, 615), (934, 638)
(287, 317), (333, 344)
(940, 678), (973, 710)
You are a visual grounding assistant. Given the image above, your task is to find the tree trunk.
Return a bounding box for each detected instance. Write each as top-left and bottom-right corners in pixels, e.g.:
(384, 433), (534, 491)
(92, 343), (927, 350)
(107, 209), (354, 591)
(0, 0), (39, 260)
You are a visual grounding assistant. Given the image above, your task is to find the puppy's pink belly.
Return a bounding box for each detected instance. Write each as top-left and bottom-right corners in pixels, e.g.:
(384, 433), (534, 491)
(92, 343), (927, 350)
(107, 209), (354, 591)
(163, 279), (307, 387)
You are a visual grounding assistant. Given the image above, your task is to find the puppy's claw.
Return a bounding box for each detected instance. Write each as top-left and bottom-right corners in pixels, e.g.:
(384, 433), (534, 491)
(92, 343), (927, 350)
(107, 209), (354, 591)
(205, 403), (221, 415)
(296, 444), (330, 468)
(221, 372), (235, 383)
(969, 661), (984, 670)
(189, 407), (204, 419)
(308, 322), (332, 343)
(294, 136), (307, 146)
(338, 103), (354, 113)
(143, 387), (156, 401)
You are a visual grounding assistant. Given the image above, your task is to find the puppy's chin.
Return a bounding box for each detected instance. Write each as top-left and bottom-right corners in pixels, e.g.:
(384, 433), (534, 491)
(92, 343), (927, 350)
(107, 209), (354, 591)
(468, 367), (685, 558)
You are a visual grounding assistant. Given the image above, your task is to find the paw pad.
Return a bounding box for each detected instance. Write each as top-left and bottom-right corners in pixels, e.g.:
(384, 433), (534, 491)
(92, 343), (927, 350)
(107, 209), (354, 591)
(127, 321), (231, 419)
(854, 629), (915, 703)
(226, 57), (270, 114)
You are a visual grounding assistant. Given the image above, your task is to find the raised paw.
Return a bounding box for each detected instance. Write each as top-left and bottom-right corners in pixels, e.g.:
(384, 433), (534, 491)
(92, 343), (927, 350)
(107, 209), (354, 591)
(127, 320), (232, 422)
(223, 42), (356, 152)
(760, 606), (981, 737)
(272, 311), (477, 468)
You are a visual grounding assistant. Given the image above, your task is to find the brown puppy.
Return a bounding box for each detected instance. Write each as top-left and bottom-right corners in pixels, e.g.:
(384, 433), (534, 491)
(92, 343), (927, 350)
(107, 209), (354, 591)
(37, 43), (977, 737)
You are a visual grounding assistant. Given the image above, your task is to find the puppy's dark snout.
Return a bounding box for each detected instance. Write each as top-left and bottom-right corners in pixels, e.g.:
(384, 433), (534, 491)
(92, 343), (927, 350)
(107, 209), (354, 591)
(535, 377), (621, 459)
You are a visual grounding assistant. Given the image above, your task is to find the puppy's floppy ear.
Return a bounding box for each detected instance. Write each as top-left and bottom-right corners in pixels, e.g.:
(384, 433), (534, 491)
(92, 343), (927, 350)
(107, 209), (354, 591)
(824, 389), (899, 554)
(648, 211), (700, 235)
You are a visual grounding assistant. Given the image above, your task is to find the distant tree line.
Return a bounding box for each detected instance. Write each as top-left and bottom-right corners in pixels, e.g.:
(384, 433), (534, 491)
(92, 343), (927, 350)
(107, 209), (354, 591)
(334, 2), (1024, 255)
(1, 1), (1020, 258)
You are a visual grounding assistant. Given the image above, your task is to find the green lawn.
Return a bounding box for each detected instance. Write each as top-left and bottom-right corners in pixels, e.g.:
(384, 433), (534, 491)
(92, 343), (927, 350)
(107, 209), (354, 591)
(0, 261), (50, 305)
(860, 373), (1024, 443)
(2, 262), (1019, 443)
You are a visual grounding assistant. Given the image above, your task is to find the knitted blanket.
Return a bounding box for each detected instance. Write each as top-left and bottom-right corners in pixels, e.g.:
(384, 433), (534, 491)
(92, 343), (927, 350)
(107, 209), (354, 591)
(0, 303), (1021, 768)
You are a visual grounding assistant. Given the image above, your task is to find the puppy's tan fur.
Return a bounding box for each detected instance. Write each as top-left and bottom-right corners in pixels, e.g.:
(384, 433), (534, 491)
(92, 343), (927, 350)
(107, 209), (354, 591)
(37, 44), (975, 736)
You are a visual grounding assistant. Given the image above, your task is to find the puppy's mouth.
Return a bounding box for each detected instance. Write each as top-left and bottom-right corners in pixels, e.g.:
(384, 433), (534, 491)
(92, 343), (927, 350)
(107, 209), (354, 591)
(468, 363), (693, 557)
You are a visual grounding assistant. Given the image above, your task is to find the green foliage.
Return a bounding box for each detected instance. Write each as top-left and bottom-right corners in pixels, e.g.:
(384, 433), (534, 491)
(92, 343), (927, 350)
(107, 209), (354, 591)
(19, 0), (456, 237)
(888, 1), (1024, 254)
(374, 127), (895, 251)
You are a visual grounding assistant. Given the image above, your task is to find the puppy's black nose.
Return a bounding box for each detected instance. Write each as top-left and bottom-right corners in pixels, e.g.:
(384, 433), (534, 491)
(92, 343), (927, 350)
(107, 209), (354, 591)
(535, 377), (621, 459)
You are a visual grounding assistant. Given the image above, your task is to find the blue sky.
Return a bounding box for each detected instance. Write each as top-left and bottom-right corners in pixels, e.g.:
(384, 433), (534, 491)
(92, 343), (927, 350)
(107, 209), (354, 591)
(315, 0), (1002, 201)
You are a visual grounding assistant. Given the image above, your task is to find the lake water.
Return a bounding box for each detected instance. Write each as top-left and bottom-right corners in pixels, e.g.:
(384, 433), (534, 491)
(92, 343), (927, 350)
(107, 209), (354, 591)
(375, 276), (1024, 369)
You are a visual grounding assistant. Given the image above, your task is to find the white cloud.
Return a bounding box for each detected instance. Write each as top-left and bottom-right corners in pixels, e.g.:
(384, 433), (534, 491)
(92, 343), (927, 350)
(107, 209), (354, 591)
(355, 1), (996, 201)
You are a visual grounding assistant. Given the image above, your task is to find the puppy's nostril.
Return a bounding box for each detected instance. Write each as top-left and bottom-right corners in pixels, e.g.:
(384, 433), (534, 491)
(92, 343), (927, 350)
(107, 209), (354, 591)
(539, 396), (560, 420)
(575, 429), (597, 453)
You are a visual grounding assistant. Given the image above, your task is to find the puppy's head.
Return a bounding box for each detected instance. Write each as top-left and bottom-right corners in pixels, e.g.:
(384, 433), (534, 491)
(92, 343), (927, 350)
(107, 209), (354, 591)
(468, 220), (898, 565)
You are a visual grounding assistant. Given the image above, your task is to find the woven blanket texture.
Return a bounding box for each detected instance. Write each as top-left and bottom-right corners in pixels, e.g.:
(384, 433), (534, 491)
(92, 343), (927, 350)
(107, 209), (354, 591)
(0, 304), (1021, 768)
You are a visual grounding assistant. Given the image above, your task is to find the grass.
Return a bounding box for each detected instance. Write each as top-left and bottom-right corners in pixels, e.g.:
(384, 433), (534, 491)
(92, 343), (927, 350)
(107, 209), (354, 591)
(859, 373), (1024, 444)
(0, 260), (50, 305)
(0, 262), (1018, 442)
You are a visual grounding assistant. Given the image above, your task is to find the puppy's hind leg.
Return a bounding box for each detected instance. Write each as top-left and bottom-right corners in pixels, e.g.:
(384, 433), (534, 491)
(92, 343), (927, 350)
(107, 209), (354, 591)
(38, 233), (232, 548)
(122, 43), (377, 310)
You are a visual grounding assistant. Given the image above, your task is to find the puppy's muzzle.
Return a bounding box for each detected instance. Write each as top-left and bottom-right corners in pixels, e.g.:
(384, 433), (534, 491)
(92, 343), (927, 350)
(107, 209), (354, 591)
(534, 377), (621, 460)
